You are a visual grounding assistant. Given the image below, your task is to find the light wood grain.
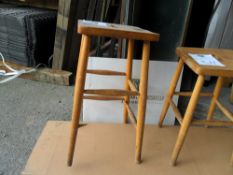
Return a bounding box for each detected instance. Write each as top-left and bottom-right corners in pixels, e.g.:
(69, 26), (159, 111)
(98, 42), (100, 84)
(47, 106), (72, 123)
(78, 20), (160, 41)
(124, 102), (137, 128)
(84, 89), (139, 97)
(159, 59), (184, 127)
(135, 41), (150, 163)
(0, 61), (72, 86)
(170, 99), (183, 125)
(176, 47), (233, 77)
(174, 91), (213, 97)
(207, 77), (224, 123)
(128, 80), (138, 92)
(123, 39), (134, 123)
(215, 100), (233, 122)
(171, 75), (205, 166)
(83, 95), (124, 101)
(68, 35), (91, 166)
(86, 69), (126, 76)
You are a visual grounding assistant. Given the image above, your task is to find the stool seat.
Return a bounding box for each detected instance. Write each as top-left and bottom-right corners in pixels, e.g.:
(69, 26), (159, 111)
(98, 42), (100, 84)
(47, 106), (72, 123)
(78, 20), (160, 41)
(177, 47), (233, 77)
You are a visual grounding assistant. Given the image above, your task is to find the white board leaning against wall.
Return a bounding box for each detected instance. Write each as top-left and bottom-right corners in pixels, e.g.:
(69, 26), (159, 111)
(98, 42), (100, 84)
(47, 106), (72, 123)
(83, 57), (182, 125)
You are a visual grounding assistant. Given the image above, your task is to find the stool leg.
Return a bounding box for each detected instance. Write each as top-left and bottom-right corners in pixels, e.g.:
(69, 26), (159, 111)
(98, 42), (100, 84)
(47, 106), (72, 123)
(135, 41), (150, 163)
(171, 75), (205, 166)
(159, 59), (184, 127)
(67, 35), (91, 166)
(207, 76), (224, 122)
(123, 39), (134, 123)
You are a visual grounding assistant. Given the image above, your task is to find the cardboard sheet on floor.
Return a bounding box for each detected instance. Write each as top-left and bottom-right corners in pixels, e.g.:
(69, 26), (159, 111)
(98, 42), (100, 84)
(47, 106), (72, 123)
(22, 121), (233, 175)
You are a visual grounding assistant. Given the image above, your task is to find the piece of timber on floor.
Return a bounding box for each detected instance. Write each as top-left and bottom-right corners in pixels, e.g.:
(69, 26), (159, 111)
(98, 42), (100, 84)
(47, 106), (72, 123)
(0, 61), (73, 86)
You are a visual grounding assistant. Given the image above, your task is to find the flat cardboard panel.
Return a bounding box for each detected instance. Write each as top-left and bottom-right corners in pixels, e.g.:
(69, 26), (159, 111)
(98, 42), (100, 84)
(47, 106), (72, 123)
(83, 57), (182, 125)
(22, 121), (233, 175)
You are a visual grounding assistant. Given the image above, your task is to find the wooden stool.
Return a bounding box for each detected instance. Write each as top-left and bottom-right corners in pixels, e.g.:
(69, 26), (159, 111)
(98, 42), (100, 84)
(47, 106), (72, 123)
(67, 20), (159, 166)
(159, 47), (233, 166)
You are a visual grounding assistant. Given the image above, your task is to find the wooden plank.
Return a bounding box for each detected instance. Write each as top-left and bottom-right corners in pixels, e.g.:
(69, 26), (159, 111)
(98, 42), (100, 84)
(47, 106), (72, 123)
(52, 0), (90, 72)
(84, 89), (140, 97)
(215, 100), (233, 122)
(0, 61), (72, 86)
(86, 69), (126, 76)
(174, 91), (213, 97)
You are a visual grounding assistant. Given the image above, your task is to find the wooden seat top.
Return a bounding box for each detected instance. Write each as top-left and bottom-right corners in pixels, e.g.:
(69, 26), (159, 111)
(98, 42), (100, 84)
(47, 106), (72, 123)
(177, 47), (233, 77)
(77, 20), (160, 41)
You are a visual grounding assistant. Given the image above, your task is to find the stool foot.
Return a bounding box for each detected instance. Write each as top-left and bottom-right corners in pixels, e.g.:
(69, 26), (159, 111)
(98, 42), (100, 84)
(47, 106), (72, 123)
(135, 158), (142, 164)
(67, 160), (72, 167)
(170, 160), (177, 166)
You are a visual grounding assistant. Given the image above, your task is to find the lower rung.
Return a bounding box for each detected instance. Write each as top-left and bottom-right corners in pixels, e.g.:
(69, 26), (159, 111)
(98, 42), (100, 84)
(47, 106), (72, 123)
(84, 89), (140, 97)
(83, 95), (124, 101)
(192, 120), (233, 126)
(86, 69), (126, 76)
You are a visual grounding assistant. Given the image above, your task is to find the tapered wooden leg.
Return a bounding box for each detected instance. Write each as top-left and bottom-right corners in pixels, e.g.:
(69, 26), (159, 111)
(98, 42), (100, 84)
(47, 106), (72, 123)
(207, 76), (223, 122)
(171, 75), (205, 166)
(123, 39), (134, 123)
(158, 59), (184, 127)
(135, 41), (150, 164)
(67, 35), (91, 166)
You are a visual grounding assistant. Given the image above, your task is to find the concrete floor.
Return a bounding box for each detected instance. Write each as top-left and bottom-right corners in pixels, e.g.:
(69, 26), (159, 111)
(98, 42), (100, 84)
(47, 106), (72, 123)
(0, 78), (232, 175)
(0, 78), (73, 175)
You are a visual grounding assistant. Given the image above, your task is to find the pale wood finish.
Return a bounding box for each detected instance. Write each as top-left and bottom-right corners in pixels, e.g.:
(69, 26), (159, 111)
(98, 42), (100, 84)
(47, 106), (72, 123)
(68, 21), (159, 166)
(171, 75), (205, 166)
(128, 80), (138, 92)
(86, 69), (126, 76)
(84, 89), (139, 97)
(207, 77), (224, 122)
(215, 100), (233, 122)
(160, 47), (233, 166)
(159, 59), (184, 127)
(0, 61), (72, 86)
(170, 99), (183, 125)
(123, 39), (134, 123)
(135, 41), (150, 163)
(83, 95), (124, 101)
(176, 47), (233, 77)
(78, 20), (160, 41)
(174, 91), (213, 97)
(124, 102), (137, 128)
(67, 35), (91, 166)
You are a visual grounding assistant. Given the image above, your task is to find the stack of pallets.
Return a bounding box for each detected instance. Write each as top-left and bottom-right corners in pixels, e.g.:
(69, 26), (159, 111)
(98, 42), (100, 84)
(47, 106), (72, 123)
(0, 4), (57, 66)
